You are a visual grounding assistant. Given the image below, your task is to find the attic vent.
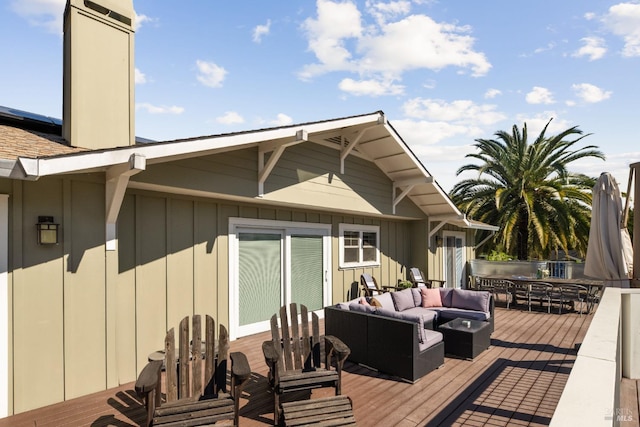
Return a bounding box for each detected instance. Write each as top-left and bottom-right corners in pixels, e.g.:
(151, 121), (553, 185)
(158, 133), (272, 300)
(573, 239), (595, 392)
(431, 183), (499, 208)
(84, 0), (132, 26)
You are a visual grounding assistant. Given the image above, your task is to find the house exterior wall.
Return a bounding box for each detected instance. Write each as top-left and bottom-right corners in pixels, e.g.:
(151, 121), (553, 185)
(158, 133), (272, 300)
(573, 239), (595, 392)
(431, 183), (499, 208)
(2, 141), (433, 414)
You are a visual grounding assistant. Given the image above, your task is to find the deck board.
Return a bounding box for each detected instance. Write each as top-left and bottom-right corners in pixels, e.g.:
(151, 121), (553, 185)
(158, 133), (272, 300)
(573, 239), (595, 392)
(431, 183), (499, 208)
(1, 305), (637, 427)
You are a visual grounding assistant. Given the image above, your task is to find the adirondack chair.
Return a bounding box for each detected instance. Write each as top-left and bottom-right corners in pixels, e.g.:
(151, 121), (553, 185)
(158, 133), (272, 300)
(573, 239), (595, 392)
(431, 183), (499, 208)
(135, 315), (251, 427)
(409, 267), (446, 289)
(262, 303), (351, 425)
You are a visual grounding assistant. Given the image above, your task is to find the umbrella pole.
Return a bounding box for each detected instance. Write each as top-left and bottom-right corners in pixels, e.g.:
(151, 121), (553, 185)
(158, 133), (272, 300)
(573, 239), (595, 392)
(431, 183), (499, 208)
(632, 163), (640, 288)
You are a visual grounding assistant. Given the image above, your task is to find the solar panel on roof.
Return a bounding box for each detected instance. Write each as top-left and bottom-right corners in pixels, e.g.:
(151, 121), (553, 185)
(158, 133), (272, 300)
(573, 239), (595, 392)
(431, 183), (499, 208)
(0, 105), (60, 125)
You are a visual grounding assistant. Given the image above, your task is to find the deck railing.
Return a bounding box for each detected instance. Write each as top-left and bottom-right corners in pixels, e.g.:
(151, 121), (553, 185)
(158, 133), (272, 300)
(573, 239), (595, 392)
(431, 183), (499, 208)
(550, 287), (640, 426)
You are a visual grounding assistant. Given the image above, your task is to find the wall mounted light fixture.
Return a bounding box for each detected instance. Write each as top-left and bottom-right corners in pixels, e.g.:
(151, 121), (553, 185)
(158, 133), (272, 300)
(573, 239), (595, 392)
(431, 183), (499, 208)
(36, 216), (60, 245)
(434, 235), (443, 246)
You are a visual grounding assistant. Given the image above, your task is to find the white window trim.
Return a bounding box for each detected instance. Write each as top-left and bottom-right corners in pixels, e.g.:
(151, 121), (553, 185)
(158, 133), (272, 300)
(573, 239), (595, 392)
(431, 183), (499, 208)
(0, 195), (8, 418)
(338, 223), (380, 269)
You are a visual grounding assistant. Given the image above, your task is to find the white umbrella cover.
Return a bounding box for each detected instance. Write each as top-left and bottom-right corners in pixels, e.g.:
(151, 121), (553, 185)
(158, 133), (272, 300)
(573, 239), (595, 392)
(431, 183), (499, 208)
(584, 172), (633, 286)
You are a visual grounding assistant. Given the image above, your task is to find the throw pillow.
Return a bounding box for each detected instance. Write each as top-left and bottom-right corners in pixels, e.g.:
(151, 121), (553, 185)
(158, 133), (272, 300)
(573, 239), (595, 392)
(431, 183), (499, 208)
(391, 288), (415, 311)
(411, 288), (422, 306)
(439, 287), (454, 307)
(372, 292), (395, 310)
(370, 297), (382, 307)
(359, 296), (371, 306)
(421, 288), (443, 308)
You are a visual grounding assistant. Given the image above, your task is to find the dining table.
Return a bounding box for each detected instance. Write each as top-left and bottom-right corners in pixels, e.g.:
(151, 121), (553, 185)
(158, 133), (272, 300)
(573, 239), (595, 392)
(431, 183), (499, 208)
(475, 274), (604, 313)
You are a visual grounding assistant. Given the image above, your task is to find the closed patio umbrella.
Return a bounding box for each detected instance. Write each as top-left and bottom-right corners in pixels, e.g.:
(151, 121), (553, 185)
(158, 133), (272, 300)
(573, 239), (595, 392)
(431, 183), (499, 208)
(584, 172), (633, 287)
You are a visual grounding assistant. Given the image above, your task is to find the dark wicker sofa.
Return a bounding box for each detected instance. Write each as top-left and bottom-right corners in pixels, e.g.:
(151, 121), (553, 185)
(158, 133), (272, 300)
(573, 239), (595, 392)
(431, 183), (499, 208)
(324, 305), (444, 382)
(324, 287), (494, 382)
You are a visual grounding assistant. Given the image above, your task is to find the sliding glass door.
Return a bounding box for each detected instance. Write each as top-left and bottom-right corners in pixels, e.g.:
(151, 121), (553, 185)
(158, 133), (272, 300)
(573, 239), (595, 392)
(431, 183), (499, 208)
(230, 219), (331, 338)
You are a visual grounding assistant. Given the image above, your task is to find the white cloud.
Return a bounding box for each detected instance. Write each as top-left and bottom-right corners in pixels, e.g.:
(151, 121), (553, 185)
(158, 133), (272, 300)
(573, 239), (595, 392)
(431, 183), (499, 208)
(253, 19), (271, 43)
(270, 113), (294, 126)
(358, 15), (491, 77)
(534, 42), (556, 54)
(10, 0), (65, 34)
(572, 37), (607, 61)
(402, 98), (506, 125)
(602, 2), (640, 57)
(299, 0), (363, 79)
(584, 12), (597, 21)
(135, 68), (146, 84)
(366, 0), (411, 25)
(393, 119), (481, 147)
(572, 83), (612, 103)
(133, 12), (153, 31)
(299, 0), (491, 90)
(136, 103), (184, 114)
(526, 86), (555, 104)
(514, 112), (573, 136)
(196, 60), (227, 88)
(484, 88), (502, 99)
(216, 111), (244, 125)
(339, 78), (404, 96)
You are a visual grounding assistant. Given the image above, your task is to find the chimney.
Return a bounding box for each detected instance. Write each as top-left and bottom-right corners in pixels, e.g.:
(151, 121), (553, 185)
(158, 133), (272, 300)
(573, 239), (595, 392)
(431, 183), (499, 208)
(63, 0), (135, 149)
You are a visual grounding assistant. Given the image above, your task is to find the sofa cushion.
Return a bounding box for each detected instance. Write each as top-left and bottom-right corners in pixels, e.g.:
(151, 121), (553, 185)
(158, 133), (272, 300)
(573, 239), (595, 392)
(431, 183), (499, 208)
(452, 289), (491, 312)
(439, 288), (454, 307)
(421, 288), (443, 308)
(371, 292), (395, 311)
(438, 308), (491, 322)
(419, 329), (443, 352)
(401, 307), (438, 329)
(349, 302), (377, 314)
(375, 308), (425, 343)
(335, 302), (350, 310)
(391, 288), (415, 312)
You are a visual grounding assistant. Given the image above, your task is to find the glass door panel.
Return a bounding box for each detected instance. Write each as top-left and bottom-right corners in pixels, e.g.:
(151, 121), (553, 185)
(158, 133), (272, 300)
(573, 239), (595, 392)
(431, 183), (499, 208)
(290, 234), (323, 311)
(238, 232), (282, 326)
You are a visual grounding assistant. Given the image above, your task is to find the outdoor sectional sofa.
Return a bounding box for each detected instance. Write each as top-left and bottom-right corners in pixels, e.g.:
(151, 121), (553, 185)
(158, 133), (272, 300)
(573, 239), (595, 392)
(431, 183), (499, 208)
(324, 287), (494, 382)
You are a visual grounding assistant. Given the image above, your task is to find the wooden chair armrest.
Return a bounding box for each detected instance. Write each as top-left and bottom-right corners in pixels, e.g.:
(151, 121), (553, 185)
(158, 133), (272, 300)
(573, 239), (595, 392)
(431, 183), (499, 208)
(134, 360), (163, 397)
(262, 340), (280, 365)
(324, 335), (351, 362)
(230, 351), (251, 383)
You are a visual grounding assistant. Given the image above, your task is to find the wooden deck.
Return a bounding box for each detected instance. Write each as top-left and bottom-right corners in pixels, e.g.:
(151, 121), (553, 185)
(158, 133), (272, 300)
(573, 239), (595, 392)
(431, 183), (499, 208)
(1, 306), (636, 427)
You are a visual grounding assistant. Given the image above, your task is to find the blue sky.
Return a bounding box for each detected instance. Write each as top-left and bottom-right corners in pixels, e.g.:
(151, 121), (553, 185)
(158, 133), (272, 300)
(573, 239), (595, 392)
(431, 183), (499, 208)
(2, 0), (640, 193)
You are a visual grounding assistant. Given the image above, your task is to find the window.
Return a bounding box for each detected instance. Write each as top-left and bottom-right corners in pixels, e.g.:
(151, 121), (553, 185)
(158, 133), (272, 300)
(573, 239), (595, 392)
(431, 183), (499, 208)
(339, 224), (380, 268)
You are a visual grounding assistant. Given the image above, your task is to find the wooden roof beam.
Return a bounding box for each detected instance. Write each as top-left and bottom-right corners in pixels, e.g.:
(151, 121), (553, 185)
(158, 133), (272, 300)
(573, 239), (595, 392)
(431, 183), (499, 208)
(340, 115), (386, 174)
(392, 177), (433, 214)
(105, 153), (145, 250)
(258, 130), (307, 196)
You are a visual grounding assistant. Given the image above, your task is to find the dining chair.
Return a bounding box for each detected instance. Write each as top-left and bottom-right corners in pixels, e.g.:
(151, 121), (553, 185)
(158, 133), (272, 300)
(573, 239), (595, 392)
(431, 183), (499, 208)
(527, 282), (553, 313)
(557, 284), (588, 315)
(491, 279), (514, 309)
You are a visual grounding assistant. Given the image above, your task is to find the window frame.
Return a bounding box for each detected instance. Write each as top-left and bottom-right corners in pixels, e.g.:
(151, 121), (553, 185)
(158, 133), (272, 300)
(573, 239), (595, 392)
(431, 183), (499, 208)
(338, 224), (380, 268)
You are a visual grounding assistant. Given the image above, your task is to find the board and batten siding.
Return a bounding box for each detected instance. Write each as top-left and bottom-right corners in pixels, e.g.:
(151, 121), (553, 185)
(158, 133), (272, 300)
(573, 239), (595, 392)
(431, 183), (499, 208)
(3, 139), (431, 414)
(9, 176), (107, 413)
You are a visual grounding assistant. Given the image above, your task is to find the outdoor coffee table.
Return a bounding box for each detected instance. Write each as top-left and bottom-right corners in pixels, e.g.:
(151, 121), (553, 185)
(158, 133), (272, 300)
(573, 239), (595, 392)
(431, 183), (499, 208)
(438, 318), (491, 359)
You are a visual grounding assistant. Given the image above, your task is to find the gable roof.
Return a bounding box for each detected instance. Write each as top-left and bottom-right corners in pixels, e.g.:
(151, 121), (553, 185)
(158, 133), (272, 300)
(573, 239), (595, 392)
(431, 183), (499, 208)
(0, 109), (496, 230)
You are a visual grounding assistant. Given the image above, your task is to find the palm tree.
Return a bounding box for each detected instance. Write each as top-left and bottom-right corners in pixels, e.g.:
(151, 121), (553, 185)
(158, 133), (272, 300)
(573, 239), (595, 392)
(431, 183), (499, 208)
(450, 119), (605, 260)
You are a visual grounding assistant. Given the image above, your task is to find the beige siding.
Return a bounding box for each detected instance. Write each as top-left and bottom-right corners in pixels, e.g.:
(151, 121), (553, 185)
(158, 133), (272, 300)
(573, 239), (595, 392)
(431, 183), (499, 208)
(13, 179), (65, 412)
(132, 143), (425, 219)
(133, 195), (168, 374)
(63, 180), (106, 399)
(115, 194), (137, 384)
(5, 141), (437, 413)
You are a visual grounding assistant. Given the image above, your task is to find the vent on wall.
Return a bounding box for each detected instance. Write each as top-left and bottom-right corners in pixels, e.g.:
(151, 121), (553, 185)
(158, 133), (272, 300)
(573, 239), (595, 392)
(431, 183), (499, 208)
(84, 0), (132, 26)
